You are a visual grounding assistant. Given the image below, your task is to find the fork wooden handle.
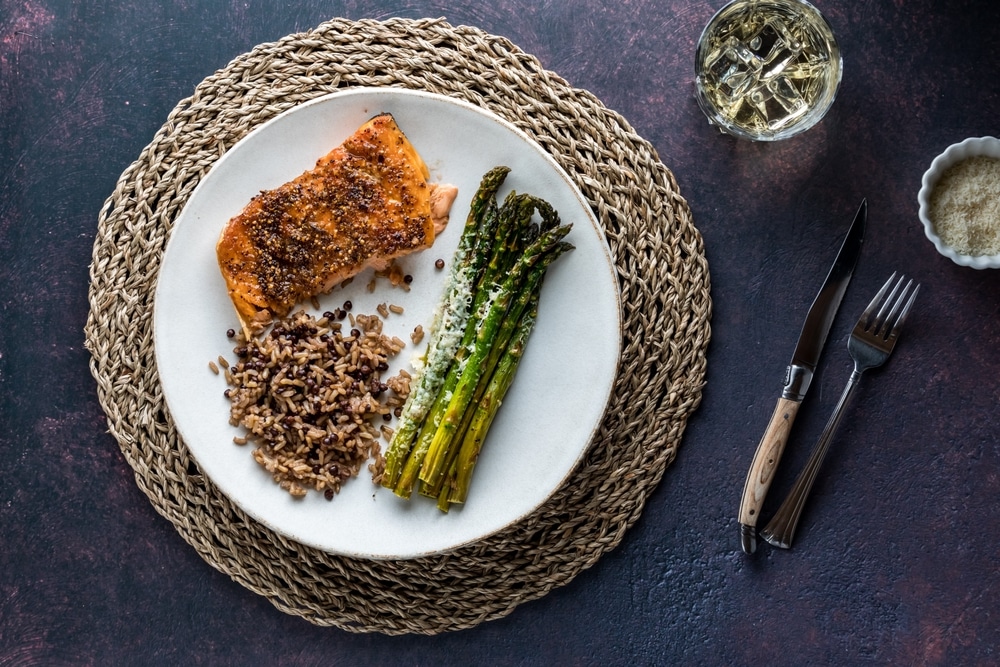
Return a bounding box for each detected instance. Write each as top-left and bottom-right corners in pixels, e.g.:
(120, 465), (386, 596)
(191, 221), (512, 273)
(738, 397), (801, 553)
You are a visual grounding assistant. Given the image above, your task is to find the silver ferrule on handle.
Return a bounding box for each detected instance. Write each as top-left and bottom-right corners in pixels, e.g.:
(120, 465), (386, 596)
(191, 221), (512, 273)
(781, 363), (814, 402)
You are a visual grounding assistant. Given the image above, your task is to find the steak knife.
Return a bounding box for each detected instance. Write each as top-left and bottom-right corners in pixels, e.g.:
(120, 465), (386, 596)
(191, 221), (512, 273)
(738, 200), (867, 554)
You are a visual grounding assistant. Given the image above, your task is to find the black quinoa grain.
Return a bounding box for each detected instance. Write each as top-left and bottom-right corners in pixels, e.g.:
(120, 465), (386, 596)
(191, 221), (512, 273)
(226, 328), (236, 338)
(435, 258), (445, 269)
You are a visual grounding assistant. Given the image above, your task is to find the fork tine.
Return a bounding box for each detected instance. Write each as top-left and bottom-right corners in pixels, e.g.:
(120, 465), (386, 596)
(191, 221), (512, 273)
(876, 277), (912, 338)
(859, 272), (896, 330)
(873, 276), (905, 333)
(886, 283), (920, 342)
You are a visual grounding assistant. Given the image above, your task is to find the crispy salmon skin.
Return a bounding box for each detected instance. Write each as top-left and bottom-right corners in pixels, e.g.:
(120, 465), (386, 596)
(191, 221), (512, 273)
(216, 113), (457, 322)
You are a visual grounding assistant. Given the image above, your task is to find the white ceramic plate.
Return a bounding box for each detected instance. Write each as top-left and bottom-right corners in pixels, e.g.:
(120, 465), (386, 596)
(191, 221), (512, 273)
(154, 88), (621, 559)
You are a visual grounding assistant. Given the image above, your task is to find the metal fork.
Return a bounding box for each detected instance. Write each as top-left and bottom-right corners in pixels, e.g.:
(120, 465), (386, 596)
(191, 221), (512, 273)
(760, 273), (920, 549)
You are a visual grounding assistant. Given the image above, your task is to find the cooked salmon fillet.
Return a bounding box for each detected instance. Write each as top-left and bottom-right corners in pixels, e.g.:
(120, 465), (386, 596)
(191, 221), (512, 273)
(216, 113), (458, 322)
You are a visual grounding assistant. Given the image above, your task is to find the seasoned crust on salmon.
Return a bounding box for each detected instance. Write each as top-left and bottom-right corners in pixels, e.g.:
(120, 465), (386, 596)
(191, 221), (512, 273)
(216, 113), (458, 322)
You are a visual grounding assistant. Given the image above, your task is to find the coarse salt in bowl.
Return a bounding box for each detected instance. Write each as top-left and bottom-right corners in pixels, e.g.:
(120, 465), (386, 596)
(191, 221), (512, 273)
(918, 136), (1000, 269)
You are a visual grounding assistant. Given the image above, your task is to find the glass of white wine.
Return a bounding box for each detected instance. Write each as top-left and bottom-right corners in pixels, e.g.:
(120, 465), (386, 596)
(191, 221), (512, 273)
(694, 0), (842, 141)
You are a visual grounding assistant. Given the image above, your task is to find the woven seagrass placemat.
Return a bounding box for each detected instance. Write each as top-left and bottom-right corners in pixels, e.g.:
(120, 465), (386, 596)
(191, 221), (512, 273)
(84, 17), (711, 634)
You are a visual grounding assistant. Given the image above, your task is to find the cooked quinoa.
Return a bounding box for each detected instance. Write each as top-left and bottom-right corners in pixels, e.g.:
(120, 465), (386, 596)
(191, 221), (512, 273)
(223, 309), (411, 498)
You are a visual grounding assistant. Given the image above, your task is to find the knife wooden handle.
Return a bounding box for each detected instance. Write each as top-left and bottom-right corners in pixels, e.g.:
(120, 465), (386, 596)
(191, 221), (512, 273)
(738, 397), (801, 548)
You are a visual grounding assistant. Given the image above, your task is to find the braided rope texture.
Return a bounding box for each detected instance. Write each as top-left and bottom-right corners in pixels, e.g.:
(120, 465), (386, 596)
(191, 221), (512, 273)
(84, 17), (711, 634)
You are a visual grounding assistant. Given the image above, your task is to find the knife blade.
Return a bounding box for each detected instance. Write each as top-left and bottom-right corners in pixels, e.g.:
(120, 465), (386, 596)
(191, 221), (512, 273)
(738, 200), (867, 554)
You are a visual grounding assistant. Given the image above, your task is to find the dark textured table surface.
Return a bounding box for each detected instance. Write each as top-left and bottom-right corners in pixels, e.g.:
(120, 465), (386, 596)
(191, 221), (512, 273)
(2, 0), (999, 664)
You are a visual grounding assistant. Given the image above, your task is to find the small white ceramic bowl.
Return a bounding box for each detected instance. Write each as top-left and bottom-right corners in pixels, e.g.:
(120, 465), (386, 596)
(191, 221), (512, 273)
(918, 136), (1000, 269)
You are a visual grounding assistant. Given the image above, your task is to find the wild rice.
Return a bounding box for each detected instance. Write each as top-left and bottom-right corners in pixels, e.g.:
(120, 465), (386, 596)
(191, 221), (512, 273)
(223, 309), (409, 498)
